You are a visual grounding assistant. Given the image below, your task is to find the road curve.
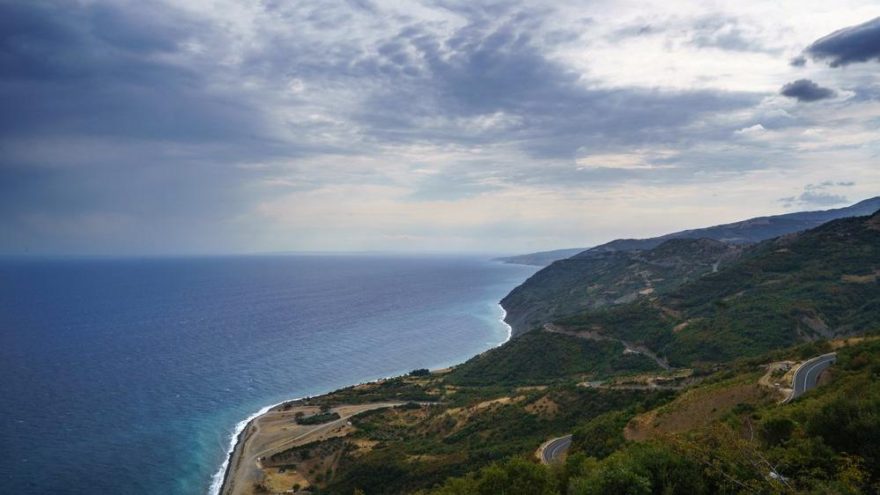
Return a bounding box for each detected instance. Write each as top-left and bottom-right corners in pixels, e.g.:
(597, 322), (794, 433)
(784, 352), (836, 403)
(540, 435), (572, 464)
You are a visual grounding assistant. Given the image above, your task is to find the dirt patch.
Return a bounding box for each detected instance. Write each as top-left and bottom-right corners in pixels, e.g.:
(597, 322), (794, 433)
(349, 438), (378, 457)
(263, 437), (346, 492)
(516, 385), (548, 393)
(625, 377), (773, 441)
(263, 467), (308, 493)
(830, 335), (880, 349)
(525, 395), (559, 418)
(758, 361), (795, 402)
(842, 272), (878, 284)
(653, 303), (682, 319)
(817, 368), (833, 387)
(473, 396), (525, 411)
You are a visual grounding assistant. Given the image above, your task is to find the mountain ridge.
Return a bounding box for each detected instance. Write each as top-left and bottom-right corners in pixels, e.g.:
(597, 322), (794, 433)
(501, 196), (880, 335)
(557, 210), (880, 365)
(498, 196), (880, 266)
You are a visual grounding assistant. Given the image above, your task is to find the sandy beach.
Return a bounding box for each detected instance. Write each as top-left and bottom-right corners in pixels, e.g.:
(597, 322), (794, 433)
(220, 400), (402, 495)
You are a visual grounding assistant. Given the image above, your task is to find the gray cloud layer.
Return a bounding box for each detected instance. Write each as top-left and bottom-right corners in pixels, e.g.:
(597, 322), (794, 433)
(1, 1), (878, 254)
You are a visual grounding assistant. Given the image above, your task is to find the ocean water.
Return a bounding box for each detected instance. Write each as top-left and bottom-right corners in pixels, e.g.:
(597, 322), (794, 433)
(0, 254), (537, 494)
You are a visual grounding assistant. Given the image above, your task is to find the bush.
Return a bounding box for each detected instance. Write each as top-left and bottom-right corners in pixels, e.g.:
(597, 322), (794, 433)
(296, 412), (341, 425)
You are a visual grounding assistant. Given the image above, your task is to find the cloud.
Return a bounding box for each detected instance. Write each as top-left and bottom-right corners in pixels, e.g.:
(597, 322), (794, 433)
(687, 17), (774, 53)
(805, 17), (880, 67)
(347, 10), (760, 160)
(779, 182), (852, 208)
(2, 0), (880, 255)
(610, 15), (776, 54)
(734, 123), (766, 137)
(779, 79), (835, 102)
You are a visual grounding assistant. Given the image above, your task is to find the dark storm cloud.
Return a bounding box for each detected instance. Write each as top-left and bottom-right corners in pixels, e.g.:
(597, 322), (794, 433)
(805, 17), (880, 67)
(779, 79), (835, 102)
(0, 1), (302, 254)
(0, 2), (272, 142)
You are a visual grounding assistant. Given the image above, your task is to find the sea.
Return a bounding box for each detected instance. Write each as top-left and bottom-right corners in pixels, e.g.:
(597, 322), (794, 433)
(0, 254), (537, 494)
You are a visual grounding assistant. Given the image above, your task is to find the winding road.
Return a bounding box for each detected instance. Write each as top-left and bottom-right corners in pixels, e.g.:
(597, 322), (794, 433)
(540, 435), (572, 464)
(539, 351), (837, 464)
(784, 352), (836, 403)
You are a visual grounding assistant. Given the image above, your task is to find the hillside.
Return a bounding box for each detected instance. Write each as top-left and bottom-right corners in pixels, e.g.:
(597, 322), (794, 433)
(502, 238), (745, 335)
(250, 332), (674, 495)
(559, 211), (880, 366)
(501, 197), (880, 335)
(293, 327), (880, 494)
(430, 338), (880, 495)
(497, 196), (880, 267)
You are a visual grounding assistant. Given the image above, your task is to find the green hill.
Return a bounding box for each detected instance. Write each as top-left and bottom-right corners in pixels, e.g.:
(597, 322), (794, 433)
(560, 211), (880, 366)
(429, 338), (880, 495)
(501, 198), (880, 337)
(502, 238), (744, 336)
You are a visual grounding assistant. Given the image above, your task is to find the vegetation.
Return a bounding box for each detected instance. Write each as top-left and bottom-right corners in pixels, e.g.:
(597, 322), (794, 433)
(425, 339), (880, 495)
(553, 212), (880, 366)
(296, 411), (341, 425)
(321, 382), (671, 494)
(502, 238), (742, 334)
(446, 330), (660, 386)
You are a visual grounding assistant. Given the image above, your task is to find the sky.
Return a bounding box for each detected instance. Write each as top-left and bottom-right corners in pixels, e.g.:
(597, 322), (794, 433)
(1, 0), (879, 255)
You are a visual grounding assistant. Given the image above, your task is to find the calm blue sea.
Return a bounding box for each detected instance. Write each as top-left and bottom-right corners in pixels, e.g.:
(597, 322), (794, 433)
(0, 254), (537, 494)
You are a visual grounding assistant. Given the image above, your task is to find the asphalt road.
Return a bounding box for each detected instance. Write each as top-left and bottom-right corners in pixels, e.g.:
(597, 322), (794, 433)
(541, 435), (572, 464)
(787, 352), (836, 402)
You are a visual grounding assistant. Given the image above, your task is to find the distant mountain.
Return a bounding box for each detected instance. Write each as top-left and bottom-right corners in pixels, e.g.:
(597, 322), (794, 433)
(494, 247), (586, 266)
(559, 210), (880, 365)
(497, 196), (880, 266)
(501, 197), (880, 336)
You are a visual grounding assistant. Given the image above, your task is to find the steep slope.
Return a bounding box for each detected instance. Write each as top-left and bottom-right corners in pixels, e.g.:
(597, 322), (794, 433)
(502, 238), (744, 335)
(498, 196), (880, 266)
(501, 197), (880, 335)
(561, 211), (880, 365)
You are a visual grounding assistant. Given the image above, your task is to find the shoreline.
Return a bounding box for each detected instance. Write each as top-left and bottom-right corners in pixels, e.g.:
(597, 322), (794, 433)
(211, 301), (514, 495)
(211, 399), (291, 495)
